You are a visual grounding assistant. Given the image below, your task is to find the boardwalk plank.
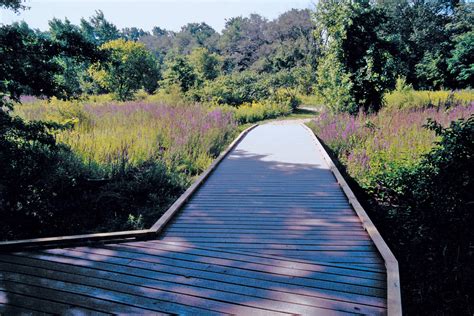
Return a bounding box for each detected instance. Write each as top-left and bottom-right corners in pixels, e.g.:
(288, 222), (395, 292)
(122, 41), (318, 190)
(0, 263), (299, 315)
(40, 246), (386, 299)
(0, 254), (385, 314)
(0, 290), (106, 315)
(0, 123), (398, 315)
(0, 276), (157, 314)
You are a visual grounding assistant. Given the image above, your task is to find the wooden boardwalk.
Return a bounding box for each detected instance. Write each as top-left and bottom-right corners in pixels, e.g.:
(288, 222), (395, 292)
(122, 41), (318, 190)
(0, 123), (399, 315)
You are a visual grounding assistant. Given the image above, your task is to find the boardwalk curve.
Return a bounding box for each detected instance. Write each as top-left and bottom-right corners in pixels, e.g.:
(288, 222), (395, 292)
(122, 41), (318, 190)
(0, 122), (400, 315)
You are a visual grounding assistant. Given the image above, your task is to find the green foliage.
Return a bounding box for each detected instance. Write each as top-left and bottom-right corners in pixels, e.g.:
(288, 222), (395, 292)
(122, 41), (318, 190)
(314, 0), (395, 113)
(379, 115), (474, 315)
(197, 71), (269, 106)
(188, 47), (221, 81)
(315, 52), (356, 113)
(80, 10), (120, 46)
(121, 27), (148, 42)
(415, 50), (449, 90)
(0, 0), (25, 12)
(220, 14), (269, 71)
(448, 31), (474, 87)
(174, 22), (219, 54)
(47, 18), (101, 97)
(161, 54), (197, 93)
(308, 104), (474, 314)
(379, 1), (472, 90)
(270, 88), (301, 110)
(89, 39), (160, 100)
(0, 22), (100, 101)
(233, 101), (292, 124)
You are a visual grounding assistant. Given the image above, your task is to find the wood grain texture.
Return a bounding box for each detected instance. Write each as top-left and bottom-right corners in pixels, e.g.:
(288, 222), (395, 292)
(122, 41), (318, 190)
(0, 122), (400, 315)
(301, 124), (402, 316)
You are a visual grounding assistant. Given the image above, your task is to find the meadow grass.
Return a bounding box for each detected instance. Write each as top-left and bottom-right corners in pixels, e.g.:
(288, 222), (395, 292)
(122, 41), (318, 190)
(308, 90), (474, 316)
(307, 103), (474, 191)
(6, 96), (238, 238)
(384, 89), (474, 110)
(15, 97), (237, 177)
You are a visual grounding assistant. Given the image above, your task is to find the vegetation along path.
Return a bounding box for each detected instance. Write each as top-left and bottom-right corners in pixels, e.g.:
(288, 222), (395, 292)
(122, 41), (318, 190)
(0, 122), (400, 315)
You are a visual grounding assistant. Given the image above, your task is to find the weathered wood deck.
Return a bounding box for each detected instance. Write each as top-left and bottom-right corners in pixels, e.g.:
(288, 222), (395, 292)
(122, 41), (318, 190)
(0, 123), (400, 315)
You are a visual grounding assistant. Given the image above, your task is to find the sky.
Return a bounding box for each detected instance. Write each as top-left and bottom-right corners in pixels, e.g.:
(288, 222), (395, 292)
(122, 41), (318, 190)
(0, 0), (315, 33)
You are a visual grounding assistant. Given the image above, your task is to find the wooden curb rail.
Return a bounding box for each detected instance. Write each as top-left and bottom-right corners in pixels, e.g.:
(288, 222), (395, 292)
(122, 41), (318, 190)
(302, 123), (402, 316)
(0, 124), (258, 252)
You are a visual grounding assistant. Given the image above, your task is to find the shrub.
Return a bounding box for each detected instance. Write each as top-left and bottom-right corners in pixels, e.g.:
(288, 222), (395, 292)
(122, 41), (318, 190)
(233, 101), (292, 124)
(270, 88), (301, 110)
(384, 87), (474, 110)
(197, 71), (269, 106)
(375, 115), (474, 315)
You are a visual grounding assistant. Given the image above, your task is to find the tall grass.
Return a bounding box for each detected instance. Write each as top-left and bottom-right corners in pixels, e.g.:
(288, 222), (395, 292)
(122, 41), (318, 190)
(384, 87), (473, 110)
(308, 104), (474, 191)
(4, 98), (237, 239)
(231, 101), (292, 124)
(16, 98), (236, 176)
(308, 104), (474, 314)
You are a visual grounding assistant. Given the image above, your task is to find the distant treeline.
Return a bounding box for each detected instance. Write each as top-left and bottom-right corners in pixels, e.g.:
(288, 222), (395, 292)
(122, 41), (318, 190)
(2, 1), (473, 112)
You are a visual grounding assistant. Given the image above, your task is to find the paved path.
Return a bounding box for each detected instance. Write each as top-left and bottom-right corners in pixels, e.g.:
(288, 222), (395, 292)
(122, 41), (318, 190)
(0, 123), (389, 315)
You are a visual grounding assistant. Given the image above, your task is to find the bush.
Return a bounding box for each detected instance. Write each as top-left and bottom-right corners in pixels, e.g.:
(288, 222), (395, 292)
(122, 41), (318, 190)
(384, 85), (474, 110)
(0, 142), (184, 239)
(376, 115), (474, 315)
(233, 101), (292, 124)
(197, 71), (269, 106)
(270, 88), (301, 110)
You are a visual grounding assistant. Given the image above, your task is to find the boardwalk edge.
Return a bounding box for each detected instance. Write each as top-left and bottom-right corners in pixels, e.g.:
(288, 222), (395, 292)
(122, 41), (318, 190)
(0, 124), (258, 252)
(301, 123), (403, 316)
(149, 124), (258, 233)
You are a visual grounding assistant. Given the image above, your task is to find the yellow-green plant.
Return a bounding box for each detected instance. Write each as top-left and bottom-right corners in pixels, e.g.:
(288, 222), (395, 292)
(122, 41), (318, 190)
(89, 39), (160, 101)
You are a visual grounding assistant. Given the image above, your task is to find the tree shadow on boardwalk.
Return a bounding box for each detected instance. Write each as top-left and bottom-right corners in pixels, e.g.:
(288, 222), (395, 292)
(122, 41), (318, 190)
(0, 148), (388, 314)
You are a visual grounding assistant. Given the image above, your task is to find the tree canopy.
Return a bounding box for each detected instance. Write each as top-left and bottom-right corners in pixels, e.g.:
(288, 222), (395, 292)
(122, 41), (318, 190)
(89, 39), (160, 100)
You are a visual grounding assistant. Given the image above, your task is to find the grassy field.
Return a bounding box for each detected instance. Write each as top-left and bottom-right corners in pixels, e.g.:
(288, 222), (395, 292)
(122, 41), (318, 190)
(308, 104), (473, 190)
(4, 97), (239, 240)
(16, 97), (236, 175)
(307, 91), (474, 314)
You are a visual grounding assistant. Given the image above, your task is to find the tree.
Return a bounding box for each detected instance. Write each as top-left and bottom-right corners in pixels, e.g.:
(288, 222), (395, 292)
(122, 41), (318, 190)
(314, 0), (396, 113)
(255, 9), (317, 73)
(188, 47), (221, 81)
(161, 54), (197, 93)
(80, 10), (120, 45)
(139, 30), (174, 60)
(415, 50), (449, 90)
(47, 18), (100, 97)
(1, 21), (101, 102)
(376, 0), (464, 89)
(89, 39), (160, 100)
(121, 27), (149, 41)
(174, 22), (219, 54)
(448, 31), (474, 87)
(0, 7), (102, 235)
(0, 0), (26, 12)
(219, 14), (269, 71)
(152, 26), (167, 37)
